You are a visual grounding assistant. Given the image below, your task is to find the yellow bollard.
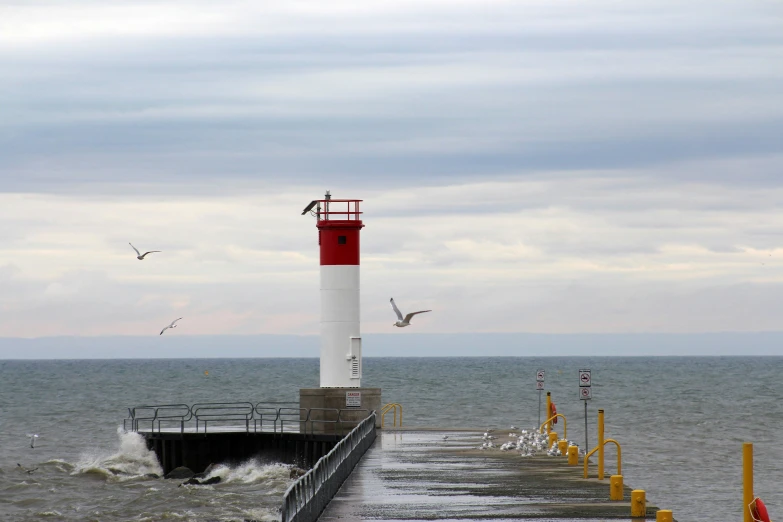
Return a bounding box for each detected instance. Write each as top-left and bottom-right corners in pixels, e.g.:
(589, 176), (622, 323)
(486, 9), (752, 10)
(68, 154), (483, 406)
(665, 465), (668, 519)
(598, 409), (605, 480)
(609, 475), (623, 501)
(744, 442), (753, 522)
(548, 431), (558, 449)
(567, 445), (578, 465)
(558, 439), (568, 455)
(656, 510), (673, 522)
(631, 490), (646, 518)
(546, 392), (552, 434)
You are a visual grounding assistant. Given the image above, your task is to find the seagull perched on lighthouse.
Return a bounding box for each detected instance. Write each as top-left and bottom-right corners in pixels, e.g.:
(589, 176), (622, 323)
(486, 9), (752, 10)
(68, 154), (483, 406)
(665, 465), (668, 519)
(160, 318), (182, 335)
(129, 242), (160, 260)
(390, 298), (431, 327)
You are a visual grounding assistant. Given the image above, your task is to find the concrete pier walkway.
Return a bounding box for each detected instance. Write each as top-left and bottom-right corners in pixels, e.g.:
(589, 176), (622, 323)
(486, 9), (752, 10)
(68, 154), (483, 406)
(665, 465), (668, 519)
(319, 429), (662, 521)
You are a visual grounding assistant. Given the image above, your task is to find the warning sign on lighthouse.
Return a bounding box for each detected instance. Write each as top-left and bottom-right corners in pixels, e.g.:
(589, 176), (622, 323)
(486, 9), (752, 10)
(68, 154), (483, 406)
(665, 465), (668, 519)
(346, 391), (362, 408)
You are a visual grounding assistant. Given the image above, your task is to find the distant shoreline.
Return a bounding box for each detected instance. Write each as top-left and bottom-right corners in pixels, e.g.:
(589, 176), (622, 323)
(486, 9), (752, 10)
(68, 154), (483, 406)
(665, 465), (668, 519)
(1, 331), (783, 358)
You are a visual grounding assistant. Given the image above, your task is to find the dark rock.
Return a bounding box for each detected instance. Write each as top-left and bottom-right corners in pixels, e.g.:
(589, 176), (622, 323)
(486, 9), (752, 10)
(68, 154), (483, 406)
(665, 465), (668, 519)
(165, 466), (195, 479)
(289, 467), (307, 479)
(179, 475), (221, 487)
(143, 473), (160, 479)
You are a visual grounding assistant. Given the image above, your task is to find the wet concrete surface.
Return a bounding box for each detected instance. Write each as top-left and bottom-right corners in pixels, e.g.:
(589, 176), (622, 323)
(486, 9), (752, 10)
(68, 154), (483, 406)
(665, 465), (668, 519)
(319, 430), (668, 521)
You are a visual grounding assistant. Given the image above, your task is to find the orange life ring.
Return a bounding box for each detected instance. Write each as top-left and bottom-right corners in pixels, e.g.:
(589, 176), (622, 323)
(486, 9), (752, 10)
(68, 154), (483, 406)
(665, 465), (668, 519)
(751, 497), (771, 522)
(552, 403), (558, 424)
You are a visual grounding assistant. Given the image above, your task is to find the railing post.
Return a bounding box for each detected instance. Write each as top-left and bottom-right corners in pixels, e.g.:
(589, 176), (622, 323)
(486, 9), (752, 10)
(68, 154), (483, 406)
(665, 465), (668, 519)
(598, 409), (605, 480)
(610, 474), (623, 501)
(743, 442), (753, 522)
(567, 445), (578, 465)
(631, 490), (646, 517)
(546, 392), (552, 434)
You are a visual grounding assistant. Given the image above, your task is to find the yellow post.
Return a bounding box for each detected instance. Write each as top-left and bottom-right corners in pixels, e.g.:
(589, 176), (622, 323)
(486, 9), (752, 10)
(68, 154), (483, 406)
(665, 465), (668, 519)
(558, 439), (568, 455)
(656, 510), (673, 522)
(598, 409), (605, 480)
(610, 475), (623, 501)
(743, 442), (753, 522)
(631, 490), (646, 518)
(546, 392), (552, 434)
(548, 431), (558, 449)
(567, 445), (578, 465)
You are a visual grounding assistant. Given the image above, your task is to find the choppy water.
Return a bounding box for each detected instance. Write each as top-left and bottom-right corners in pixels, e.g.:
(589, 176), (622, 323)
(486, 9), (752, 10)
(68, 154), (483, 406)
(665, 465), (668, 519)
(1, 357), (781, 522)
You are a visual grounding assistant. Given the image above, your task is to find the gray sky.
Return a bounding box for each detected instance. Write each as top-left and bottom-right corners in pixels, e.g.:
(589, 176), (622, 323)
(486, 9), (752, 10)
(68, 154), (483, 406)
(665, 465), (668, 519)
(1, 0), (783, 338)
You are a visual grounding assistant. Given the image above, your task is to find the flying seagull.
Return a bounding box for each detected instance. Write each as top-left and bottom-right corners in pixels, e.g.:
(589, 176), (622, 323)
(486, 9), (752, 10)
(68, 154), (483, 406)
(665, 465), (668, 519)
(160, 318), (182, 336)
(17, 463), (37, 474)
(129, 243), (160, 260)
(390, 298), (431, 327)
(27, 434), (39, 448)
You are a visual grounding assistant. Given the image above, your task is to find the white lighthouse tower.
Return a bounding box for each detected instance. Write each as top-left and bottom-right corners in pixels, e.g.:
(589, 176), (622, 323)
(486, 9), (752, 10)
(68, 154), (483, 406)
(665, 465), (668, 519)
(299, 192), (381, 427)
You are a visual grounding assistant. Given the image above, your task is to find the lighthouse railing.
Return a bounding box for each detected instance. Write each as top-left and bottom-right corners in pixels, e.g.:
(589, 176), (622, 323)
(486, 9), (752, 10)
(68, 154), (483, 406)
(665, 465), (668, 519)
(281, 411), (376, 522)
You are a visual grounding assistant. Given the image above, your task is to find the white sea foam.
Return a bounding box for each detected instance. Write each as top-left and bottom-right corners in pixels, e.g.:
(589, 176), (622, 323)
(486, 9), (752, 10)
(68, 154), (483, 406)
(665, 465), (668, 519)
(235, 507), (281, 522)
(205, 460), (291, 490)
(71, 427), (162, 481)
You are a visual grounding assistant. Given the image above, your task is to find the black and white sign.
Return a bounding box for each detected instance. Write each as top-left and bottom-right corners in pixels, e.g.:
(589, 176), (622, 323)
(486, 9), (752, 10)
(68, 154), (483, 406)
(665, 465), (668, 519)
(536, 381), (545, 391)
(346, 391), (361, 408)
(578, 369), (591, 387)
(536, 370), (545, 382)
(580, 387), (592, 400)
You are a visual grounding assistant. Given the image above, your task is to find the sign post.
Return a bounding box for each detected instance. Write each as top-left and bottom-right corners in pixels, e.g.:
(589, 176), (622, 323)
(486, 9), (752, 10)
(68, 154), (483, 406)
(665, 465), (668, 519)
(579, 369), (592, 453)
(536, 370), (545, 426)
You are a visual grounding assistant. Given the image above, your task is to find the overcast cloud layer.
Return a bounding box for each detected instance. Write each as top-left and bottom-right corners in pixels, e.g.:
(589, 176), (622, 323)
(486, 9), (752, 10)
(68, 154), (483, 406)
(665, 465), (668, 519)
(1, 0), (782, 338)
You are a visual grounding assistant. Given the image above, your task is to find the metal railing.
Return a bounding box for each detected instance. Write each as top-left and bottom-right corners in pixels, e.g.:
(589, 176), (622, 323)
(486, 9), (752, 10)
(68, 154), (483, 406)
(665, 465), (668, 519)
(584, 439), (622, 478)
(380, 403), (403, 428)
(192, 402), (254, 434)
(303, 408), (341, 436)
(124, 402), (365, 436)
(539, 413), (567, 439)
(281, 411), (376, 522)
(124, 404), (192, 433)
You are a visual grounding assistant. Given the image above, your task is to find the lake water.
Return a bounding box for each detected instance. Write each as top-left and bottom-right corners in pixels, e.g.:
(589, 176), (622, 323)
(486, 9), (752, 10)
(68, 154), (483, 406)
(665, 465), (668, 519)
(1, 356), (780, 521)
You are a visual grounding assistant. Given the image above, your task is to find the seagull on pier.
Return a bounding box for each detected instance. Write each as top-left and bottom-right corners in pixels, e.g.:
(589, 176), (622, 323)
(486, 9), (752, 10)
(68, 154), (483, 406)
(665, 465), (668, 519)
(390, 298), (431, 327)
(27, 434), (38, 448)
(129, 243), (160, 260)
(160, 318), (182, 336)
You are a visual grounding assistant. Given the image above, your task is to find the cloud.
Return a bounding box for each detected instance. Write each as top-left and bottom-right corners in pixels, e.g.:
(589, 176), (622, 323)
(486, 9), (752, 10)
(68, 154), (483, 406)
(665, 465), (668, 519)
(0, 0), (782, 338)
(1, 174), (782, 336)
(2, 0), (782, 193)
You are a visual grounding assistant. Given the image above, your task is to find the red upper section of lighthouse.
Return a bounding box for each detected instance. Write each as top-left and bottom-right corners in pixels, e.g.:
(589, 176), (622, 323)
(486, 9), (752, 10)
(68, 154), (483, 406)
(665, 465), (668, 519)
(314, 198), (364, 265)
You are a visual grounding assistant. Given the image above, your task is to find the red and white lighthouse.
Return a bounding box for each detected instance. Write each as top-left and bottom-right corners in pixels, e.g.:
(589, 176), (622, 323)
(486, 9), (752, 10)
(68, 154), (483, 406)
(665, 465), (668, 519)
(303, 191), (364, 388)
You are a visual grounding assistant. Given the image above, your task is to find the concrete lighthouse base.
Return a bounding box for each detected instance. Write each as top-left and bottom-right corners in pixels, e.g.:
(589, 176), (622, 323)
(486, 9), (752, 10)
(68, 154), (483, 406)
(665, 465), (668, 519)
(300, 387), (382, 434)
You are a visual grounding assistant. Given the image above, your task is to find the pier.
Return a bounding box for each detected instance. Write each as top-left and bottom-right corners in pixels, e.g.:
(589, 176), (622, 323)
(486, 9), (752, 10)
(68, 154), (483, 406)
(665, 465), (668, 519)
(319, 429), (662, 521)
(127, 402), (675, 521)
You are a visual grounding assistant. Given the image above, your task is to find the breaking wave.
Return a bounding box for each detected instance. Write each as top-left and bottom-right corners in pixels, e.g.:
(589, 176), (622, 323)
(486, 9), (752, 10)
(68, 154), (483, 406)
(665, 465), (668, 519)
(205, 460), (292, 491)
(71, 427), (162, 481)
